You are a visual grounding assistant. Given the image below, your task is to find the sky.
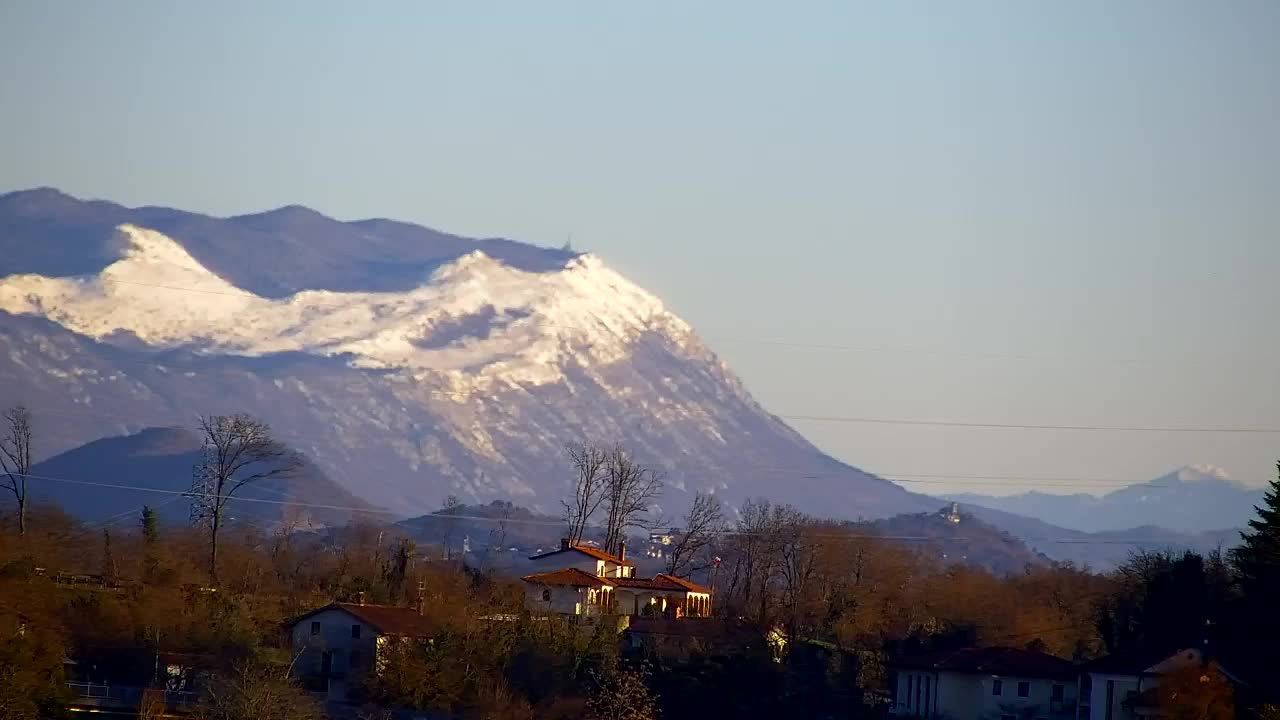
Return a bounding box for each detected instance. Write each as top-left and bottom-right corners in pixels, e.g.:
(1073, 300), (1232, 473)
(2, 1), (1278, 496)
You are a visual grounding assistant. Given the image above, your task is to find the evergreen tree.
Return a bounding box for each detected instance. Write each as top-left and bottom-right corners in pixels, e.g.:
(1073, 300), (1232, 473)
(141, 505), (159, 546)
(1231, 463), (1280, 592)
(1230, 462), (1280, 680)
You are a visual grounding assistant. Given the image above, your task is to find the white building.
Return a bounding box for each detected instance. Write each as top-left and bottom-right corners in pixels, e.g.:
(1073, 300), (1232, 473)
(522, 540), (712, 619)
(1077, 648), (1244, 720)
(891, 646), (1078, 720)
(284, 602), (437, 701)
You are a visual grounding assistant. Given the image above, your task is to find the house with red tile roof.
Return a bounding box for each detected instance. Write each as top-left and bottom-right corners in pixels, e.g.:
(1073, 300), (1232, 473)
(522, 539), (712, 619)
(284, 602), (438, 702)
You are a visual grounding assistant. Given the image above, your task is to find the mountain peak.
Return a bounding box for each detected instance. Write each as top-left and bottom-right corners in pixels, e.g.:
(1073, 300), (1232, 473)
(230, 203), (336, 229)
(0, 187), (98, 216)
(1171, 464), (1241, 487)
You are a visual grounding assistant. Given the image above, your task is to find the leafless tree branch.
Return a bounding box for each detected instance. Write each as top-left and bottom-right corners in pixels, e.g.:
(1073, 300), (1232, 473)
(0, 405), (33, 536)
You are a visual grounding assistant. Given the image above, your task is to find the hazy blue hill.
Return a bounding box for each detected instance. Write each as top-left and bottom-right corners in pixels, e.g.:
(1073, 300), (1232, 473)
(26, 427), (372, 527)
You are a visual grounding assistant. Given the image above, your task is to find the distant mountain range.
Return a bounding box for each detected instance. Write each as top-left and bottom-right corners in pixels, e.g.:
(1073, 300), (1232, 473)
(0, 188), (934, 521)
(948, 465), (1264, 534)
(22, 428), (1240, 572)
(954, 502), (1240, 570)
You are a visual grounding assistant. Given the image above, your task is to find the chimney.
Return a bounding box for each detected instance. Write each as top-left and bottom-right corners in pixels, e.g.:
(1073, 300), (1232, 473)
(619, 541), (626, 562)
(560, 537), (571, 551)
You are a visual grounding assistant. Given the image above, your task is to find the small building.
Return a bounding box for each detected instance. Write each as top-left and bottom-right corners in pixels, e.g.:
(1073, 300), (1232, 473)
(646, 530), (676, 558)
(1077, 648), (1244, 720)
(284, 602), (437, 702)
(522, 540), (712, 619)
(890, 646), (1078, 720)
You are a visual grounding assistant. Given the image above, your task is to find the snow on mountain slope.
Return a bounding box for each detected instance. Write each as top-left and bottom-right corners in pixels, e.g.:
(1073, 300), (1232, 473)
(0, 189), (936, 520)
(0, 224), (691, 388)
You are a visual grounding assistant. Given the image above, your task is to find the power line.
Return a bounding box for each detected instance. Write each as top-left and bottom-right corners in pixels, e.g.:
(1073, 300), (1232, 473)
(11, 409), (1204, 494)
(25, 398), (1280, 443)
(14, 407), (1231, 492)
(10, 270), (1279, 436)
(780, 413), (1280, 434)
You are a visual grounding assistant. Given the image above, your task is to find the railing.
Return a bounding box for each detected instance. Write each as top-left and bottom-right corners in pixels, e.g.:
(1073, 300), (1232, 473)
(67, 682), (199, 710)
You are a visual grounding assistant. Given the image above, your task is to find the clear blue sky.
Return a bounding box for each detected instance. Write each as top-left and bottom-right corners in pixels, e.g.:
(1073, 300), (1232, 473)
(3, 1), (1278, 494)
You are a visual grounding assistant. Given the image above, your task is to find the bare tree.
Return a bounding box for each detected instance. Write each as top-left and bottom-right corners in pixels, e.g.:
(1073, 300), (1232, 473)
(720, 498), (805, 625)
(601, 446), (664, 556)
(0, 405), (33, 536)
(194, 662), (323, 720)
(195, 414), (301, 581)
(665, 493), (725, 577)
(562, 443), (608, 546)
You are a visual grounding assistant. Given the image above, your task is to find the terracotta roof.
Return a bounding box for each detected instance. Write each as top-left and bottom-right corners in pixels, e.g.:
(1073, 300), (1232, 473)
(654, 573), (712, 594)
(284, 603), (438, 638)
(609, 574), (711, 594)
(892, 646), (1076, 680)
(521, 567), (615, 588)
(520, 566), (713, 595)
(528, 544), (635, 566)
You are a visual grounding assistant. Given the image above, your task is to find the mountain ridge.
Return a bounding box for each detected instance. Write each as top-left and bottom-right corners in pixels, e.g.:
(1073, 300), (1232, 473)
(949, 464), (1264, 534)
(0, 188), (934, 521)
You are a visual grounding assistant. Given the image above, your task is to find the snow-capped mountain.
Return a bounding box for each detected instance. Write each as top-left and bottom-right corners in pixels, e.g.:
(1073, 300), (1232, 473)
(0, 188), (935, 519)
(948, 464), (1265, 534)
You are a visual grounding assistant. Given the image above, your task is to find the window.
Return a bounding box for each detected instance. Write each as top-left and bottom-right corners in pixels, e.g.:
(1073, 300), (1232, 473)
(992, 679), (1004, 696)
(915, 675), (921, 711)
(1052, 684), (1064, 702)
(1001, 716), (1016, 720)
(1018, 681), (1030, 698)
(906, 676), (913, 708)
(320, 651), (333, 674)
(542, 589), (551, 602)
(351, 624), (361, 639)
(309, 621), (320, 636)
(923, 676), (930, 716)
(349, 650), (362, 670)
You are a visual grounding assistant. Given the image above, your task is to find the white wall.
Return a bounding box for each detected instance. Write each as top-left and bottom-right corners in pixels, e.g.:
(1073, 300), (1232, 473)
(526, 584), (588, 615)
(1086, 674), (1141, 720)
(976, 675), (1076, 719)
(893, 671), (1076, 720)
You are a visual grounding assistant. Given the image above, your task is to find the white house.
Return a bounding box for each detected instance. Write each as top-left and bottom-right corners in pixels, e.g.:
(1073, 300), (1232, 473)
(284, 602), (437, 701)
(1077, 648), (1244, 720)
(522, 540), (712, 619)
(891, 646), (1078, 720)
